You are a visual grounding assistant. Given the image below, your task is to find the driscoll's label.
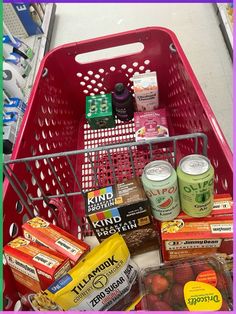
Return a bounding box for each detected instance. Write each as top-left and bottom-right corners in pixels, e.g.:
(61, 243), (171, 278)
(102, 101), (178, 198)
(184, 281), (222, 311)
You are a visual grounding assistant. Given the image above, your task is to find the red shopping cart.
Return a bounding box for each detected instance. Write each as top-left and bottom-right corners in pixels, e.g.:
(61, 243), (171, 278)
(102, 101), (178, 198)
(3, 27), (232, 311)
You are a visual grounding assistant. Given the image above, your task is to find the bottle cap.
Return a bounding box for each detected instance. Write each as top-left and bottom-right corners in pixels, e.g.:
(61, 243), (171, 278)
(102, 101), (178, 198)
(115, 83), (125, 94)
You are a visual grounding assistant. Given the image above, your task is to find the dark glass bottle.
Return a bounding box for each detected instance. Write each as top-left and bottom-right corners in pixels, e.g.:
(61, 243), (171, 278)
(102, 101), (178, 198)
(112, 83), (134, 121)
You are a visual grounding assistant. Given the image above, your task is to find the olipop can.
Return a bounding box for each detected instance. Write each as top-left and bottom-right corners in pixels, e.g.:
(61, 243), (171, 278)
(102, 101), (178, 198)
(177, 154), (214, 217)
(141, 160), (180, 221)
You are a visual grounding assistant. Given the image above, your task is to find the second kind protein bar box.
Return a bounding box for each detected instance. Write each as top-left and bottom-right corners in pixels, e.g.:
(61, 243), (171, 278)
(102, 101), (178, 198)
(22, 217), (90, 265)
(85, 177), (159, 255)
(3, 237), (71, 295)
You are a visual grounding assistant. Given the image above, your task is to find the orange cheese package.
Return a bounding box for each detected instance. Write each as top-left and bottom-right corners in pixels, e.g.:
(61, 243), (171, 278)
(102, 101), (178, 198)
(31, 233), (140, 311)
(22, 217), (90, 265)
(3, 237), (71, 295)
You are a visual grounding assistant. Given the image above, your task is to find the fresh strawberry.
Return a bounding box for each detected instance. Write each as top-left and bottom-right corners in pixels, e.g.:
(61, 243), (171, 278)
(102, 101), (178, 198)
(192, 262), (214, 276)
(142, 293), (162, 309)
(216, 273), (227, 292)
(162, 289), (172, 304)
(174, 262), (194, 284)
(164, 269), (174, 282)
(146, 293), (161, 303)
(171, 284), (185, 305)
(151, 273), (169, 295)
(151, 301), (172, 311)
(177, 306), (189, 311)
(135, 299), (142, 311)
(144, 273), (153, 287)
(219, 299), (230, 311)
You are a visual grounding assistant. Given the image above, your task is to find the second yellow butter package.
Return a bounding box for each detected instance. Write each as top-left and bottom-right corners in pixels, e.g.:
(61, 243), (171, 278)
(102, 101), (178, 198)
(42, 233), (140, 310)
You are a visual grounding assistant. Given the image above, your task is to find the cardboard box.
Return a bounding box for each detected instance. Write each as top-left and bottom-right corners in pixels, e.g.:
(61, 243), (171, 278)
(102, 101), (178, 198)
(22, 217), (90, 265)
(85, 177), (159, 254)
(161, 216), (233, 261)
(132, 71), (159, 111)
(4, 237), (71, 295)
(177, 194), (233, 220)
(86, 94), (115, 129)
(134, 109), (169, 142)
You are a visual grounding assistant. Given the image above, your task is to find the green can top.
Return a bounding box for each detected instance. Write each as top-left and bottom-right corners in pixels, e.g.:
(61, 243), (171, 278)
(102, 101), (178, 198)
(179, 154), (210, 175)
(143, 160), (173, 181)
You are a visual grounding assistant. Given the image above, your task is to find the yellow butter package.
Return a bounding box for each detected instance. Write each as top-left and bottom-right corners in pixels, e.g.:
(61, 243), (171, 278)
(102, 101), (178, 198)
(37, 233), (140, 311)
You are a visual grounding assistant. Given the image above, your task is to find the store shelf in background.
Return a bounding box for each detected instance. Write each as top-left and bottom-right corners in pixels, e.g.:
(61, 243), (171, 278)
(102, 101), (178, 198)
(3, 3), (56, 163)
(23, 3), (56, 102)
(214, 3), (233, 60)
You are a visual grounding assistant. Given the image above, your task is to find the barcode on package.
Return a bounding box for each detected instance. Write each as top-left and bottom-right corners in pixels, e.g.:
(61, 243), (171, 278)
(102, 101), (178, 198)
(55, 238), (82, 256)
(210, 223), (233, 234)
(213, 201), (231, 210)
(33, 253), (59, 268)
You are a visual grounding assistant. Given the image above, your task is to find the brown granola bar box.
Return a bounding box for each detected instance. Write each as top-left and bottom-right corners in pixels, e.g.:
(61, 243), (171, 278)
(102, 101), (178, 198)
(85, 177), (160, 254)
(3, 237), (71, 295)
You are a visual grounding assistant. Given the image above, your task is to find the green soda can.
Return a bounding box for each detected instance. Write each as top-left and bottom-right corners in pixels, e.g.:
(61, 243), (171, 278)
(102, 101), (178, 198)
(141, 160), (180, 221)
(177, 154), (214, 217)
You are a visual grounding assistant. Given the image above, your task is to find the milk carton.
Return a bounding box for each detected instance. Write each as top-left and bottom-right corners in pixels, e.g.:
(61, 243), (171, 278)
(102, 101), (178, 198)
(132, 71), (159, 111)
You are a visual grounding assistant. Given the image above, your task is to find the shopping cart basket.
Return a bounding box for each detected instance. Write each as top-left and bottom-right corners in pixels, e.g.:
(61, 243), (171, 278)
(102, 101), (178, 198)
(3, 27), (232, 311)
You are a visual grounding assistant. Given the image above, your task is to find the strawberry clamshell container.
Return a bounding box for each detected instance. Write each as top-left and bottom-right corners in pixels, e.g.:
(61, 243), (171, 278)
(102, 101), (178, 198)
(138, 254), (233, 311)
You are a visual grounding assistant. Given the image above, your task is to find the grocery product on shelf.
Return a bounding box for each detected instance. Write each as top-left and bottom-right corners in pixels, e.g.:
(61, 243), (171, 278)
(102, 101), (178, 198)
(134, 109), (169, 142)
(141, 160), (180, 221)
(3, 95), (25, 157)
(86, 94), (115, 129)
(3, 125), (15, 155)
(4, 97), (26, 116)
(226, 3), (233, 25)
(32, 3), (44, 22)
(3, 236), (71, 295)
(3, 111), (19, 125)
(177, 154), (214, 217)
(112, 83), (134, 121)
(32, 233), (140, 311)
(139, 255), (233, 311)
(132, 71), (159, 111)
(4, 52), (31, 78)
(3, 61), (26, 98)
(85, 177), (159, 255)
(160, 216), (233, 261)
(29, 5), (42, 27)
(3, 34), (34, 60)
(22, 217), (90, 265)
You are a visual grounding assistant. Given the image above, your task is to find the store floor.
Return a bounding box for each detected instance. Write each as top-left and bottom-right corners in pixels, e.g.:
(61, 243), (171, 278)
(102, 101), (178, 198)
(50, 3), (233, 150)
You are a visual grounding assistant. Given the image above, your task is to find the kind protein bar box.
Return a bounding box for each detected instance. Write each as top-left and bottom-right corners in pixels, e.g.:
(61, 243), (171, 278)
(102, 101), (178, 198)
(85, 177), (159, 255)
(3, 237), (71, 295)
(22, 217), (90, 265)
(161, 216), (233, 262)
